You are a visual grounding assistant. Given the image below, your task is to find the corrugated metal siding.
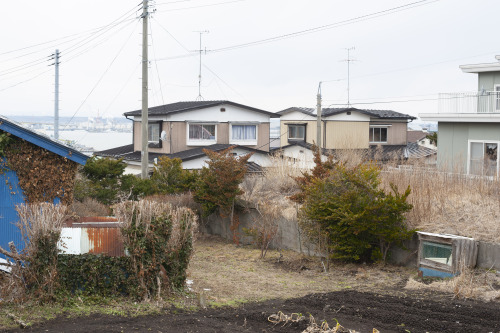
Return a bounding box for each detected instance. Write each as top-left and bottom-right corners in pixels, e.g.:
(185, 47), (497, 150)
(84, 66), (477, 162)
(0, 165), (26, 258)
(61, 217), (125, 256)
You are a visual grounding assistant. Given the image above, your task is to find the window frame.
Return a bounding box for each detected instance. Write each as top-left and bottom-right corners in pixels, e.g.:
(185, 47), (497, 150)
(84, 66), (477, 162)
(287, 124), (306, 141)
(369, 125), (389, 144)
(229, 123), (258, 145)
(467, 139), (499, 177)
(187, 122), (217, 146)
(147, 121), (162, 147)
(494, 84), (500, 111)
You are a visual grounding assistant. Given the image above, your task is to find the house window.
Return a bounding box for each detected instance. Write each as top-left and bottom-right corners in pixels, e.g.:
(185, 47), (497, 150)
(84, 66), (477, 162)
(148, 123), (160, 143)
(469, 141), (498, 176)
(230, 124), (257, 144)
(369, 127), (388, 143)
(188, 123), (216, 145)
(288, 124), (305, 140)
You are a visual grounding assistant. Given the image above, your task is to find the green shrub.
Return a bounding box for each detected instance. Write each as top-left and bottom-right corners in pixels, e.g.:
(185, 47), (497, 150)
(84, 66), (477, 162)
(296, 147), (415, 262)
(57, 254), (136, 297)
(151, 156), (198, 194)
(193, 146), (252, 217)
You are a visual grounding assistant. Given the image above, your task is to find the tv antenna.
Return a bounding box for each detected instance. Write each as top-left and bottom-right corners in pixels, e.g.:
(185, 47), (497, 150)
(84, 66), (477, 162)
(342, 47), (357, 107)
(193, 30), (209, 101)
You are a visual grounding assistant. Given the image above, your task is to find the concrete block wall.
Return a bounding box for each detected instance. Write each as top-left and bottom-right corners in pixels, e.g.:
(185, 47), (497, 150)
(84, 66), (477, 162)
(201, 211), (500, 271)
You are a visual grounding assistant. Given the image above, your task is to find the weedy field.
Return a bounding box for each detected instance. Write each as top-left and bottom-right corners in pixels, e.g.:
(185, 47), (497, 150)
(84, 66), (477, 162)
(3, 235), (500, 333)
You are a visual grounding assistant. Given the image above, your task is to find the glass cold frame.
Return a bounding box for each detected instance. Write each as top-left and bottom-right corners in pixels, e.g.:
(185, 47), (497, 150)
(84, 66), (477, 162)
(422, 241), (452, 266)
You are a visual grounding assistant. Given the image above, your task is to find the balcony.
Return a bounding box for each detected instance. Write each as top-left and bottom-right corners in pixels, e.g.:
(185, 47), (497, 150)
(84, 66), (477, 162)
(438, 91), (500, 114)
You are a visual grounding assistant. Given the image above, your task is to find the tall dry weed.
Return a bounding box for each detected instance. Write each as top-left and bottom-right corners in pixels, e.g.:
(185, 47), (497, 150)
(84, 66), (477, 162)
(380, 163), (500, 242)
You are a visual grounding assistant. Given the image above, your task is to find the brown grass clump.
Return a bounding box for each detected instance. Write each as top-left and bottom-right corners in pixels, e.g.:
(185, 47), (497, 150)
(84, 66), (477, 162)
(404, 268), (500, 302)
(380, 165), (500, 242)
(145, 192), (201, 212)
(70, 197), (110, 217)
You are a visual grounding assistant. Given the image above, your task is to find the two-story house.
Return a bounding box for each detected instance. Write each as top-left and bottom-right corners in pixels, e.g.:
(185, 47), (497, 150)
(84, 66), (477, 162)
(96, 101), (279, 173)
(276, 106), (427, 162)
(420, 55), (500, 177)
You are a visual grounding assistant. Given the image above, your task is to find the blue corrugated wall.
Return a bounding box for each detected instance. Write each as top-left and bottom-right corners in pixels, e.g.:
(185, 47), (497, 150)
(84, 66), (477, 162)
(0, 164), (26, 258)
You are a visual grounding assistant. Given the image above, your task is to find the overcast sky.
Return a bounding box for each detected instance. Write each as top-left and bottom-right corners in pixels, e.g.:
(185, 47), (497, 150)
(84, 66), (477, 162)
(1, 0), (498, 121)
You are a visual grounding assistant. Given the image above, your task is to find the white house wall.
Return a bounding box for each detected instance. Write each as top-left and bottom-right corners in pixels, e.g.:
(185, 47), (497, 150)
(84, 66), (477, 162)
(323, 112), (370, 122)
(167, 105), (271, 123)
(280, 111), (316, 121)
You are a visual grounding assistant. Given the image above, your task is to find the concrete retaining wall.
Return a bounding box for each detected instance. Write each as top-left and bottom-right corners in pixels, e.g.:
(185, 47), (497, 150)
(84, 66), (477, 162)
(202, 211), (500, 271)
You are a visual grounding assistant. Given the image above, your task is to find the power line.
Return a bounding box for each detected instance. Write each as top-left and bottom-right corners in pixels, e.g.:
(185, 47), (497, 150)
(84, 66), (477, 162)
(0, 5), (141, 60)
(0, 69), (52, 93)
(62, 20), (140, 129)
(152, 0), (439, 62)
(149, 20), (165, 105)
(156, 0), (246, 12)
(208, 0), (439, 54)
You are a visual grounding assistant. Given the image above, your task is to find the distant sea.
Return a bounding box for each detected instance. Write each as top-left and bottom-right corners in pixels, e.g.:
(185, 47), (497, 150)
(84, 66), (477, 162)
(38, 129), (132, 152)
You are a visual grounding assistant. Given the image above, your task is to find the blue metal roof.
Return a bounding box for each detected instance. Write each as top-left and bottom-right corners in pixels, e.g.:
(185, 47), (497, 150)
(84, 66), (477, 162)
(0, 116), (88, 165)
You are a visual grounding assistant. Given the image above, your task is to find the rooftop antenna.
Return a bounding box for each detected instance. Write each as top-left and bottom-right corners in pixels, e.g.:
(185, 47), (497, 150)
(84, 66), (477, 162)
(193, 30), (209, 101)
(342, 47), (357, 107)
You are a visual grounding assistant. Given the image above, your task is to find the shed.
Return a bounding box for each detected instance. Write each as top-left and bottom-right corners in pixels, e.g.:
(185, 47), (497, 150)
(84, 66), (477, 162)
(0, 116), (88, 257)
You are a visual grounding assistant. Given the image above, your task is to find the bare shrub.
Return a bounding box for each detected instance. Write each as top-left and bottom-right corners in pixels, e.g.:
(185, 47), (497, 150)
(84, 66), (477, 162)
(145, 193), (200, 212)
(244, 201), (281, 258)
(0, 203), (67, 302)
(70, 197), (110, 217)
(115, 200), (198, 299)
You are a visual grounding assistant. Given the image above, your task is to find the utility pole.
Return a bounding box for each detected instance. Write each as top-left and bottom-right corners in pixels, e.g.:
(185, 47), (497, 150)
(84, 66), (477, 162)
(141, 0), (149, 179)
(194, 30), (209, 101)
(316, 82), (322, 148)
(53, 49), (60, 140)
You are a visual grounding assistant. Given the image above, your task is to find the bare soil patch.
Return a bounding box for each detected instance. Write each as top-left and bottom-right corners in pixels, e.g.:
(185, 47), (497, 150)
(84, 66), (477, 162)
(2, 235), (500, 332)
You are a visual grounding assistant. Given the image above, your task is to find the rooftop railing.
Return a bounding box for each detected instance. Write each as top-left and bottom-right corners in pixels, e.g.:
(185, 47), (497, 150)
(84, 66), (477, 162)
(438, 91), (500, 113)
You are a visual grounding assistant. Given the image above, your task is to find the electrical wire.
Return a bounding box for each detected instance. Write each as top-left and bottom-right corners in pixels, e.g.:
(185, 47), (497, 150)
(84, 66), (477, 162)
(209, 0), (439, 54)
(0, 68), (52, 93)
(156, 0), (246, 12)
(0, 4), (141, 61)
(149, 19), (165, 105)
(62, 20), (140, 130)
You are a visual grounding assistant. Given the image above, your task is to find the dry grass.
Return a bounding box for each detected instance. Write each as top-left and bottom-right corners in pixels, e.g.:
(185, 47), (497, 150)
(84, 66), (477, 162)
(70, 198), (110, 217)
(187, 235), (410, 304)
(380, 164), (500, 242)
(250, 150), (500, 243)
(404, 268), (500, 302)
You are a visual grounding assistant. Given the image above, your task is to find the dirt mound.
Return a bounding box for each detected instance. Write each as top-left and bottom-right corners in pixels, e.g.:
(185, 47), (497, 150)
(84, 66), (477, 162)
(3, 290), (499, 333)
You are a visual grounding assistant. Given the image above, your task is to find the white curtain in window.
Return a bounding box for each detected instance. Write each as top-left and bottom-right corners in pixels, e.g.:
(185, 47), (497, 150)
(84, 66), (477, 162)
(232, 125), (256, 140)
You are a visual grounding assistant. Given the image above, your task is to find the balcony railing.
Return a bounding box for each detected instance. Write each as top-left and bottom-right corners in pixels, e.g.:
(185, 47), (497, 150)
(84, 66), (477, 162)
(438, 91), (500, 114)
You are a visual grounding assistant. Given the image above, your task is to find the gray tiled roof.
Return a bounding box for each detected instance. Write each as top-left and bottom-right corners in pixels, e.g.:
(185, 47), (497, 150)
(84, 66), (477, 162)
(277, 106), (415, 120)
(95, 144), (267, 170)
(124, 101), (279, 118)
(275, 141), (435, 161)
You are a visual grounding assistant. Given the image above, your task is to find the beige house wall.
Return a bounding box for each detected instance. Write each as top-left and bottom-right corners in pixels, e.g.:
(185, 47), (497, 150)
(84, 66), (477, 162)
(134, 121), (271, 155)
(133, 121), (141, 151)
(369, 121), (408, 146)
(387, 122), (408, 145)
(324, 121), (369, 149)
(216, 123), (229, 144)
(280, 121), (317, 147)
